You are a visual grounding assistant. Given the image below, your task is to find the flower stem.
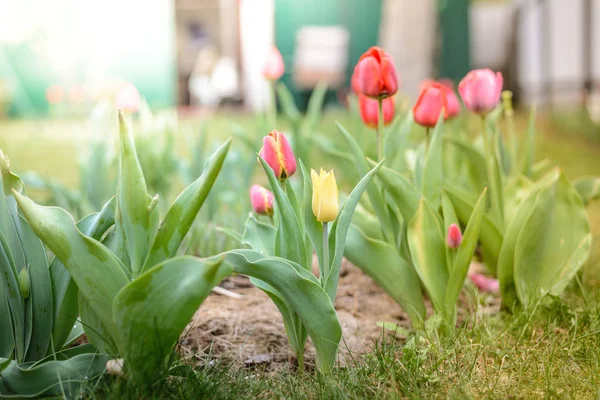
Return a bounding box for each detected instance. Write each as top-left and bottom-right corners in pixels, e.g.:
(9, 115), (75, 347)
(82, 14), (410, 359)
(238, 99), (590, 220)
(269, 81), (277, 128)
(322, 222), (329, 281)
(425, 128), (431, 154)
(377, 97), (384, 161)
(268, 215), (274, 226)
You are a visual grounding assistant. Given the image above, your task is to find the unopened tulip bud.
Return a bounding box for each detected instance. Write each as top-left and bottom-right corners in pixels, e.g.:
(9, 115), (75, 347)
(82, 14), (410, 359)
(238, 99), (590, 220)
(259, 130), (297, 181)
(18, 268), (30, 299)
(352, 46), (399, 99)
(458, 69), (503, 115)
(250, 184), (274, 216)
(358, 94), (395, 128)
(502, 90), (514, 116)
(413, 82), (449, 128)
(262, 46), (285, 81)
(447, 223), (462, 249)
(311, 169), (338, 223)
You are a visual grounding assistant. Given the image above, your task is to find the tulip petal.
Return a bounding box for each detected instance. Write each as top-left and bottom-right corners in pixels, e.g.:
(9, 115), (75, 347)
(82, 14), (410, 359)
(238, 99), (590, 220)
(260, 135), (282, 178)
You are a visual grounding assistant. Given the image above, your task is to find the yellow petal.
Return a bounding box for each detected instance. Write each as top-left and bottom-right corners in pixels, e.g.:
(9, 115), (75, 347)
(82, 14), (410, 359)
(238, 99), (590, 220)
(316, 170), (339, 222)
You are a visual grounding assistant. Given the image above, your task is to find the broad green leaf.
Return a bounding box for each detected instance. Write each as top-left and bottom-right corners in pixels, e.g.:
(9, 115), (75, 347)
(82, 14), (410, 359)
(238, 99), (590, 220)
(345, 224), (425, 327)
(573, 176), (600, 206)
(113, 256), (230, 382)
(0, 232), (24, 363)
(144, 139), (231, 269)
(78, 293), (116, 354)
(336, 121), (393, 242)
(13, 192), (129, 349)
(0, 353), (107, 398)
(117, 111), (154, 277)
(222, 250), (341, 373)
(444, 189), (487, 322)
(80, 139), (113, 210)
(444, 136), (487, 194)
(407, 199), (448, 313)
(325, 160), (384, 300)
(514, 173), (591, 306)
(0, 284), (12, 358)
(443, 184), (503, 274)
(520, 106), (537, 178)
(351, 203), (384, 241)
(259, 157), (307, 267)
(422, 114), (444, 209)
(384, 113), (412, 171)
(369, 161), (420, 222)
(241, 214), (276, 255)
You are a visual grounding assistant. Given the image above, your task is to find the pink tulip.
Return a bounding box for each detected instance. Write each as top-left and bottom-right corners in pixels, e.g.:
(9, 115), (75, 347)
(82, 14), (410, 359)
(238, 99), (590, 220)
(116, 83), (141, 113)
(413, 82), (448, 128)
(458, 69), (503, 115)
(250, 184), (274, 216)
(352, 46), (399, 99)
(468, 273), (500, 293)
(262, 46), (285, 81)
(46, 84), (64, 105)
(358, 94), (395, 128)
(446, 223), (462, 249)
(259, 130), (297, 181)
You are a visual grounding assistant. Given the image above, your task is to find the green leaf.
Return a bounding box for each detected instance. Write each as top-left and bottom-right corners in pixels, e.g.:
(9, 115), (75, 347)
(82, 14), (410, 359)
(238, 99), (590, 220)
(259, 157), (307, 267)
(78, 292), (116, 354)
(422, 114), (444, 209)
(0, 286), (12, 358)
(325, 160), (384, 300)
(384, 113), (412, 171)
(444, 136), (487, 194)
(276, 82), (301, 124)
(573, 176), (600, 206)
(513, 172), (591, 306)
(13, 192), (129, 351)
(520, 106), (537, 178)
(369, 160), (420, 222)
(144, 139), (231, 269)
(222, 250), (341, 373)
(304, 81), (328, 132)
(0, 353), (107, 398)
(407, 199), (448, 313)
(0, 232), (24, 363)
(113, 256), (230, 382)
(345, 224), (425, 327)
(241, 213), (276, 256)
(117, 111), (154, 277)
(444, 189), (487, 322)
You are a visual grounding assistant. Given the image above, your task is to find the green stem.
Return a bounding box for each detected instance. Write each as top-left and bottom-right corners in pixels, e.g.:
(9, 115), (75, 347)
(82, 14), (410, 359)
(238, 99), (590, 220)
(322, 222), (329, 282)
(425, 128), (431, 154)
(268, 214), (274, 226)
(507, 113), (517, 175)
(297, 348), (305, 373)
(268, 81), (277, 128)
(377, 98), (384, 161)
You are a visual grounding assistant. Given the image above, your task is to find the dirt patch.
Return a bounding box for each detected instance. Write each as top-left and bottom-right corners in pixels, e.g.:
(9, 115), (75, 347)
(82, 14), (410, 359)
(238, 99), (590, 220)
(180, 259), (417, 371)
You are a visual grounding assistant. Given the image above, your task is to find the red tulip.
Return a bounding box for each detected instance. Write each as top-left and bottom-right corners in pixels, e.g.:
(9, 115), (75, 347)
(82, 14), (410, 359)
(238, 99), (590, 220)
(468, 273), (500, 293)
(250, 184), (274, 216)
(413, 82), (448, 128)
(259, 130), (297, 181)
(421, 79), (461, 118)
(352, 46), (399, 99)
(262, 46), (285, 81)
(458, 69), (503, 115)
(358, 94), (395, 128)
(446, 223), (462, 249)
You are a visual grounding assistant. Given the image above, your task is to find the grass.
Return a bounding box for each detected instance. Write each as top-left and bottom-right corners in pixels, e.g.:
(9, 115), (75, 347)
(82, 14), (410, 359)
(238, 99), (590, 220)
(1, 110), (600, 398)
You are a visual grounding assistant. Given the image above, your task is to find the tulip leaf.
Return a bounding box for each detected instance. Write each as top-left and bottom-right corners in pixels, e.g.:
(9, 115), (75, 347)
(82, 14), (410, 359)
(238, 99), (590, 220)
(276, 82), (301, 124)
(369, 160), (420, 222)
(113, 256), (230, 382)
(422, 114), (444, 209)
(0, 284), (12, 359)
(520, 106), (537, 178)
(573, 176), (600, 206)
(325, 159), (384, 301)
(336, 121), (393, 242)
(242, 213), (276, 256)
(0, 353), (108, 398)
(444, 136), (487, 194)
(116, 111), (154, 277)
(345, 224), (425, 327)
(78, 292), (116, 354)
(144, 139), (231, 270)
(305, 81), (328, 133)
(0, 233), (24, 362)
(13, 192), (129, 350)
(259, 156), (307, 267)
(407, 199), (448, 313)
(444, 189), (487, 321)
(513, 172), (591, 307)
(222, 249), (341, 373)
(384, 113), (412, 171)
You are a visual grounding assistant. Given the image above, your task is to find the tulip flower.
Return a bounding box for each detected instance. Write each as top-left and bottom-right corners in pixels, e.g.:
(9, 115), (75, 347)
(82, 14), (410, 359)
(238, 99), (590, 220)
(352, 46), (399, 99)
(250, 184), (274, 216)
(446, 223), (462, 249)
(116, 83), (141, 113)
(413, 82), (449, 128)
(468, 273), (500, 293)
(311, 169), (339, 223)
(259, 130), (297, 181)
(358, 94), (395, 128)
(421, 79), (461, 119)
(262, 46), (285, 81)
(458, 69), (503, 115)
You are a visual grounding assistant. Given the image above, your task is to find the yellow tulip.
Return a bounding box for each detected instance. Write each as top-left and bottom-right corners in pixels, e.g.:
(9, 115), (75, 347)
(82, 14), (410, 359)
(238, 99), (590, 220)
(311, 168), (339, 223)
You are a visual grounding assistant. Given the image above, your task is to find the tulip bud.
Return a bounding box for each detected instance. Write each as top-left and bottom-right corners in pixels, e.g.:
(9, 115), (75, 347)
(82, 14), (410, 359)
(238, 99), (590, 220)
(18, 268), (30, 299)
(413, 82), (449, 128)
(352, 46), (399, 99)
(502, 90), (514, 117)
(358, 94), (395, 128)
(116, 83), (141, 113)
(250, 184), (274, 216)
(446, 223), (462, 249)
(311, 169), (338, 223)
(438, 79), (461, 118)
(262, 46), (285, 81)
(259, 130), (297, 181)
(458, 69), (503, 115)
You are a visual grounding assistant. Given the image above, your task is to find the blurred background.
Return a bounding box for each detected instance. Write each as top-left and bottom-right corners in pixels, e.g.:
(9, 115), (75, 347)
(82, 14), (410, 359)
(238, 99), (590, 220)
(1, 0), (599, 118)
